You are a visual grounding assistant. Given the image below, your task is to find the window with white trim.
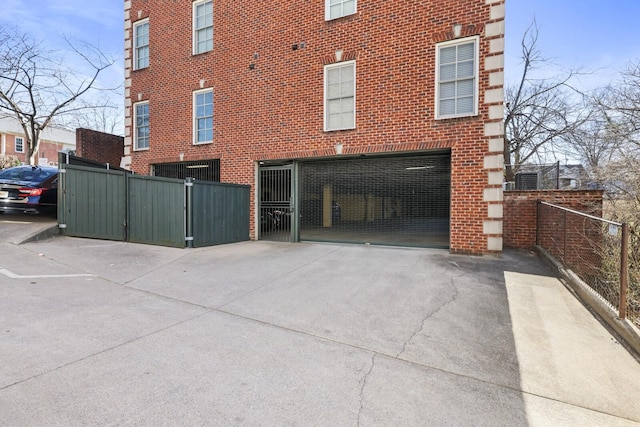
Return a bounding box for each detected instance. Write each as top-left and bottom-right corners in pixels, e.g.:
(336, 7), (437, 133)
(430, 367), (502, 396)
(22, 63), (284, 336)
(194, 89), (213, 144)
(134, 101), (149, 150)
(325, 0), (356, 21)
(15, 137), (24, 153)
(193, 0), (213, 54)
(436, 37), (478, 119)
(324, 61), (355, 131)
(133, 19), (149, 70)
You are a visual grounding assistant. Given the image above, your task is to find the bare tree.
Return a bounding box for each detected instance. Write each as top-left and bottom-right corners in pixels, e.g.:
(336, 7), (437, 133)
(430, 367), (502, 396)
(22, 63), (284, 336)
(608, 62), (640, 152)
(0, 26), (115, 165)
(562, 90), (624, 169)
(68, 95), (124, 135)
(543, 60), (640, 322)
(504, 22), (587, 182)
(575, 61), (640, 191)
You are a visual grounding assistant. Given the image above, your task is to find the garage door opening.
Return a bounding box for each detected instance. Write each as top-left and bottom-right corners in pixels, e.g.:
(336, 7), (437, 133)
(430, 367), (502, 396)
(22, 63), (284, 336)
(259, 165), (293, 242)
(152, 159), (221, 181)
(298, 153), (450, 248)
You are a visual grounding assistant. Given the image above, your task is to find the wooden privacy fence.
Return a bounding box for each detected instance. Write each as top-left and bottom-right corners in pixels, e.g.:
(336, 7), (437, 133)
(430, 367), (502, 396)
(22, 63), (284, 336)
(57, 164), (250, 248)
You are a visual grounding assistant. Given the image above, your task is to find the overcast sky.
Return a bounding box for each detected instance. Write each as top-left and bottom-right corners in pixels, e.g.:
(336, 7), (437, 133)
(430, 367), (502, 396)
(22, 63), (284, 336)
(1, 0), (639, 132)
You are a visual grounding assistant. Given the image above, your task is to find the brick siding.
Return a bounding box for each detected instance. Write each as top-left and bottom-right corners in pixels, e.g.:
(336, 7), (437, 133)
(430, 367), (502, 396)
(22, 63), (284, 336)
(75, 128), (124, 168)
(125, 0), (505, 253)
(1, 133), (65, 166)
(503, 190), (604, 249)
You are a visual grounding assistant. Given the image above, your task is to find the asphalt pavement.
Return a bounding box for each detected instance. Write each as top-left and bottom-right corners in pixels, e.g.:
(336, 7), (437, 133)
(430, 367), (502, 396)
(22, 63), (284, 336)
(1, 217), (639, 426)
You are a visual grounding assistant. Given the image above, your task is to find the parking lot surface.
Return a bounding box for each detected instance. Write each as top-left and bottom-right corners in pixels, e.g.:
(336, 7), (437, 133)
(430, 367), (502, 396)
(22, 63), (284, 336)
(1, 230), (639, 425)
(0, 213), (57, 244)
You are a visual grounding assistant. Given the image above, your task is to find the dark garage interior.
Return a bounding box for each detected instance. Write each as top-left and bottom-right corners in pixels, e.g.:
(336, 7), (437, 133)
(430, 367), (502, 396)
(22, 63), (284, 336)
(297, 153), (451, 248)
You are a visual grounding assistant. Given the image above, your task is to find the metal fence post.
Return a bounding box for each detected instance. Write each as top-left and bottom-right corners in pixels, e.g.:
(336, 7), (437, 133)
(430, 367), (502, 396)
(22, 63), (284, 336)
(619, 222), (629, 320)
(536, 200), (541, 246)
(563, 209), (568, 265)
(124, 171), (129, 242)
(57, 167), (67, 232)
(185, 177), (194, 248)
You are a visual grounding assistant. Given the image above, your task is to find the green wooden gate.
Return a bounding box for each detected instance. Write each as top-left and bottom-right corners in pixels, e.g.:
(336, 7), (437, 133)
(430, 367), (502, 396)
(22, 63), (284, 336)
(191, 180), (250, 247)
(58, 164), (249, 248)
(128, 175), (186, 248)
(58, 165), (127, 240)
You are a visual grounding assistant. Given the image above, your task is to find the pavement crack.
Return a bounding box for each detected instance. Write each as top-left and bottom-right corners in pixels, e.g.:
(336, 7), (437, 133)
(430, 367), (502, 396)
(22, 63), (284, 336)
(0, 310), (213, 392)
(357, 353), (375, 427)
(396, 276), (460, 358)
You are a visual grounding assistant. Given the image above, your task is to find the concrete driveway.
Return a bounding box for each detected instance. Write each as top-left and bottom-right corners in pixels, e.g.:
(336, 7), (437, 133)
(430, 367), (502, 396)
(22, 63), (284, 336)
(1, 233), (639, 426)
(0, 213), (57, 244)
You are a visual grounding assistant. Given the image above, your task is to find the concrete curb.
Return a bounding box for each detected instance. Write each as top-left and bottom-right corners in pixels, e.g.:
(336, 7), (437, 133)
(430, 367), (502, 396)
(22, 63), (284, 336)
(536, 246), (640, 359)
(18, 223), (60, 245)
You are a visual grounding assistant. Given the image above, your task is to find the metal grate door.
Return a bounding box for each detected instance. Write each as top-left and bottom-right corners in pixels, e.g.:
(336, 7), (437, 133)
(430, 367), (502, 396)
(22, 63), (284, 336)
(259, 165), (293, 242)
(298, 153), (450, 248)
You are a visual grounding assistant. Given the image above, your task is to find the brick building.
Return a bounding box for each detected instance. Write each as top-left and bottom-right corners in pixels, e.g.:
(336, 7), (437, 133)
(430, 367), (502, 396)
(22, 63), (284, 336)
(75, 128), (125, 168)
(0, 116), (75, 167)
(124, 0), (505, 254)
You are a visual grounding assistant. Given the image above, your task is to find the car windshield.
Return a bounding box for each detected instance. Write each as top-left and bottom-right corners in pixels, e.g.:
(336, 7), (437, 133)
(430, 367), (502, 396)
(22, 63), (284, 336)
(0, 167), (57, 182)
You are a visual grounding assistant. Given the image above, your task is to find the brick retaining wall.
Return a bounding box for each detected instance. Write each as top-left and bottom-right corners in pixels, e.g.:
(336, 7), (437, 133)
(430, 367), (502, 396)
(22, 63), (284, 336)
(503, 190), (603, 249)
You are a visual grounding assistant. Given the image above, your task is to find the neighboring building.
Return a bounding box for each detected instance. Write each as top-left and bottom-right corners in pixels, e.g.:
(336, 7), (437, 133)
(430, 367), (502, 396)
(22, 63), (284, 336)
(0, 116), (75, 167)
(75, 128), (125, 168)
(514, 163), (590, 190)
(124, 0), (506, 254)
(558, 164), (588, 189)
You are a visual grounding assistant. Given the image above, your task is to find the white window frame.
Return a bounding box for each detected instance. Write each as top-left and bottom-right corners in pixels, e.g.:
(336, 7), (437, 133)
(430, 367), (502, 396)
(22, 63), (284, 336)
(133, 19), (149, 70)
(193, 88), (214, 145)
(133, 101), (150, 151)
(324, 60), (356, 132)
(15, 136), (24, 153)
(325, 0), (357, 21)
(193, 0), (213, 55)
(435, 36), (479, 120)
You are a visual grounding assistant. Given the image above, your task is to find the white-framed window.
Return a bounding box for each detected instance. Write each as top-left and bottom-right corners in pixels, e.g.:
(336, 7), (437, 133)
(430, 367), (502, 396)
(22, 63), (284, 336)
(325, 0), (356, 21)
(324, 61), (355, 131)
(133, 19), (149, 70)
(15, 137), (24, 153)
(134, 101), (150, 150)
(193, 0), (213, 54)
(193, 88), (213, 144)
(435, 36), (479, 119)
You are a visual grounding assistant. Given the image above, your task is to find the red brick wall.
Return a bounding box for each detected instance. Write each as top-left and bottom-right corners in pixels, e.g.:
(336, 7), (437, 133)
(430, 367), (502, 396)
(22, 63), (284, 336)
(76, 128), (124, 168)
(504, 190), (604, 249)
(37, 141), (65, 166)
(2, 134), (29, 163)
(1, 133), (64, 166)
(126, 0), (504, 253)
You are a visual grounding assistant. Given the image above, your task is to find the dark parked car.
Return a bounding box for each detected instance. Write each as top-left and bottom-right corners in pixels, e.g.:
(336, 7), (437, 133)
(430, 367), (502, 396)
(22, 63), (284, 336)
(0, 165), (59, 216)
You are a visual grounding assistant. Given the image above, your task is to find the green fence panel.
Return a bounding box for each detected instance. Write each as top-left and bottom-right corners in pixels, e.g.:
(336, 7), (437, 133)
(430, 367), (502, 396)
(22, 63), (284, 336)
(59, 165), (126, 240)
(192, 181), (250, 247)
(128, 175), (186, 248)
(59, 165), (249, 248)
